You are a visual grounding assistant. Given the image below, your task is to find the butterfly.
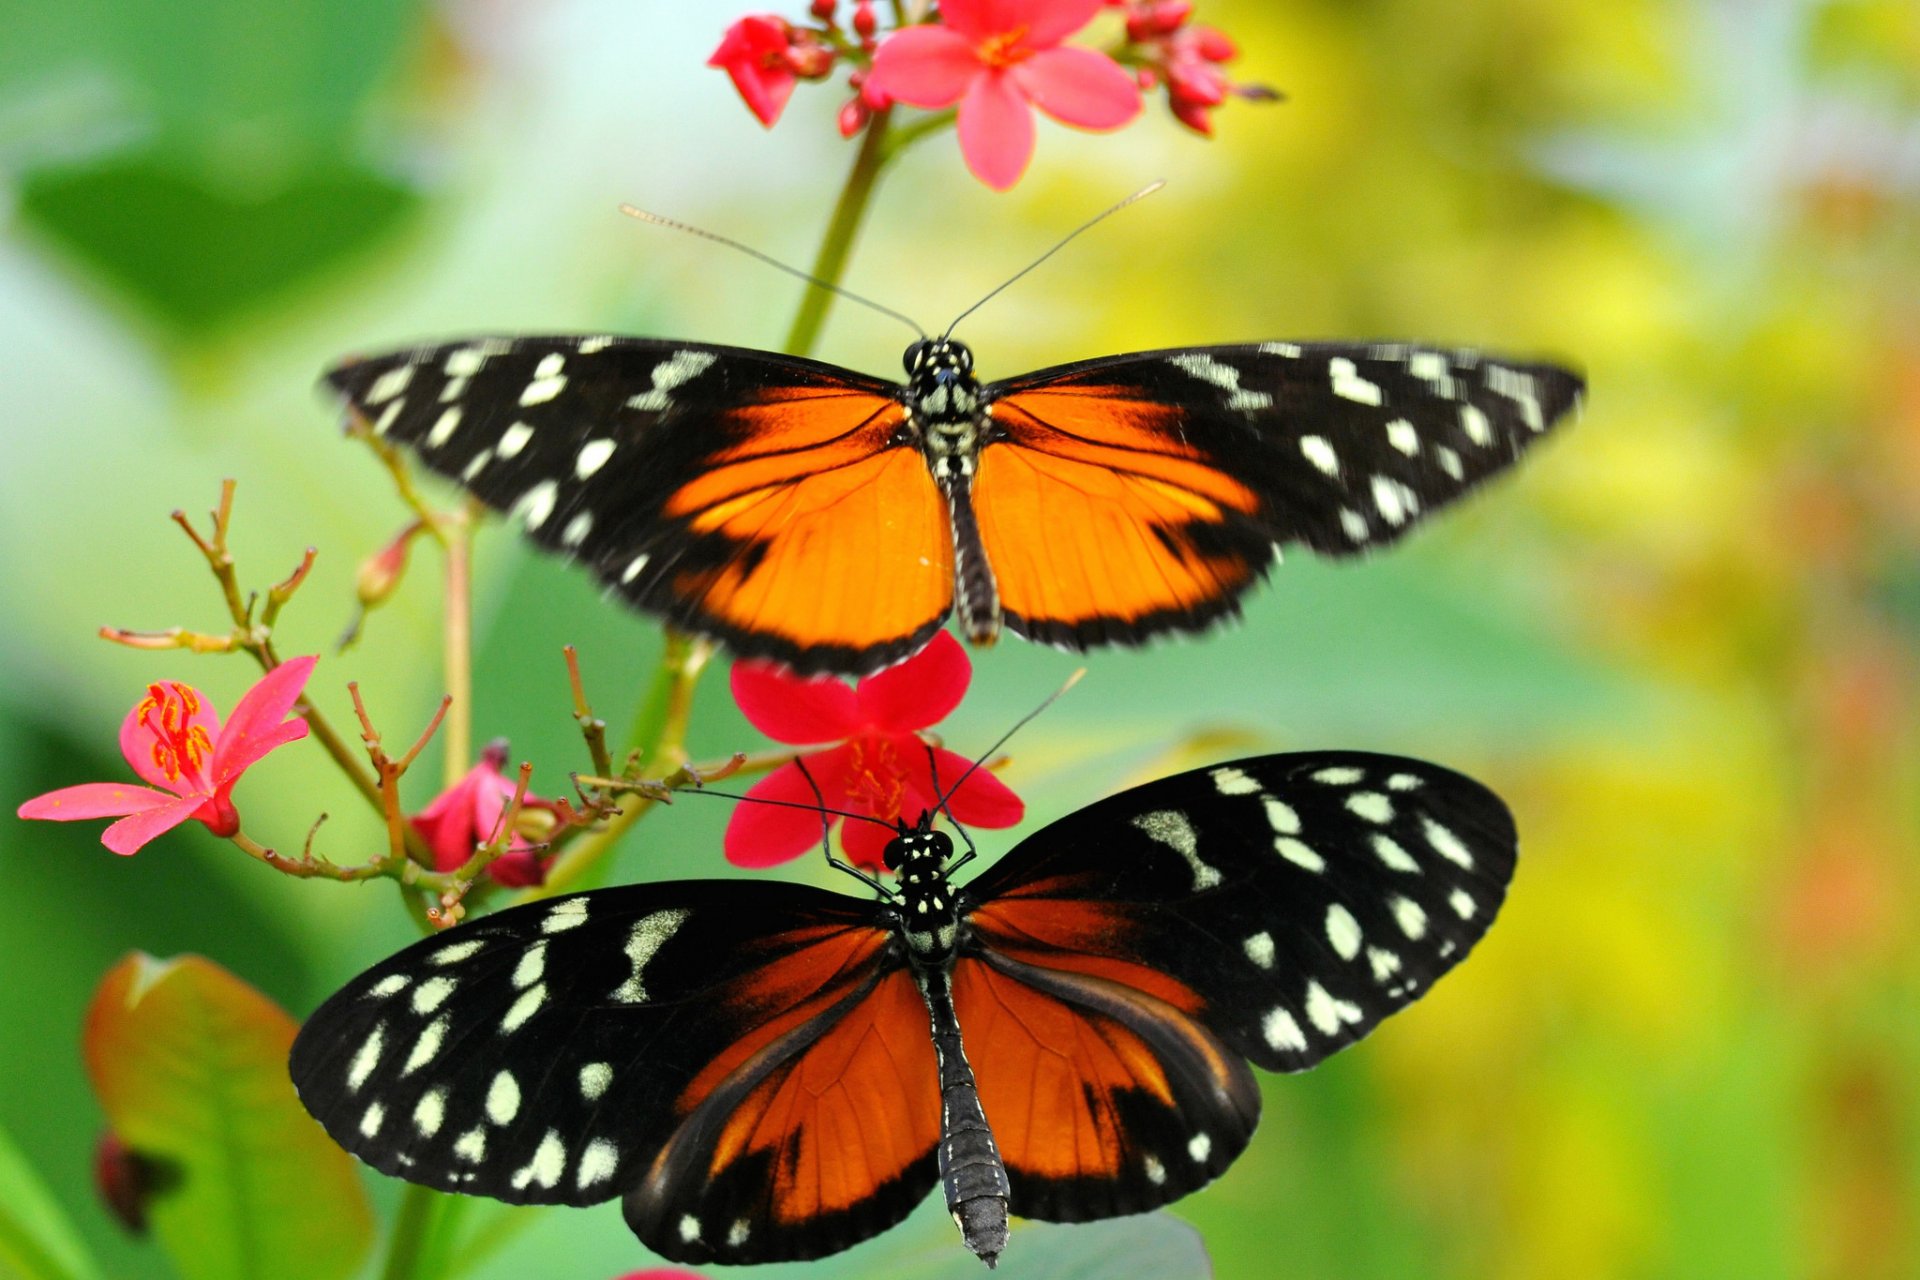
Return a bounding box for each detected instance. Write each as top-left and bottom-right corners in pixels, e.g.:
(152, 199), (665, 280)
(289, 750), (1517, 1266)
(323, 333), (1583, 675)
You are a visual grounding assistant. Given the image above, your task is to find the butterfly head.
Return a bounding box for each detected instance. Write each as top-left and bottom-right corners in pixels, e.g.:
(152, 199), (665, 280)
(882, 817), (955, 881)
(902, 339), (981, 440)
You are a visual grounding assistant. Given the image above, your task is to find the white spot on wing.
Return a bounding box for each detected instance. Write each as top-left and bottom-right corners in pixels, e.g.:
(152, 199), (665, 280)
(512, 942), (546, 989)
(1449, 888), (1477, 919)
(497, 422), (534, 458)
(679, 1215), (702, 1244)
(1210, 766), (1260, 796)
(1373, 833), (1420, 873)
(728, 1219), (751, 1247)
(1144, 1154), (1167, 1185)
(1304, 980), (1364, 1036)
(369, 974), (409, 997)
(444, 348), (487, 377)
(1300, 434), (1340, 477)
(1368, 946), (1403, 983)
(1244, 931), (1276, 969)
(414, 1088), (446, 1137)
(1263, 1006), (1308, 1052)
(1346, 791), (1394, 824)
(453, 1127), (486, 1162)
(1392, 896), (1429, 938)
(486, 1071), (520, 1125)
(366, 365), (414, 405)
(1388, 773), (1424, 791)
(347, 1026), (384, 1091)
(359, 1102), (385, 1137)
(542, 897), (590, 933)
(612, 909), (690, 1003)
(579, 1062), (613, 1101)
(561, 511), (594, 547)
(1461, 403), (1493, 446)
(576, 438), (616, 478)
(411, 976), (456, 1014)
(1263, 797), (1301, 835)
(628, 350), (718, 413)
(1259, 341), (1303, 358)
(1371, 474), (1407, 526)
(500, 983), (546, 1033)
(1132, 810), (1221, 891)
(576, 1138), (619, 1188)
(1169, 353), (1272, 412)
(427, 407), (462, 448)
(1325, 904), (1363, 959)
(402, 1017), (449, 1074)
(1436, 445), (1464, 480)
(1328, 357), (1383, 406)
(620, 553), (649, 585)
(1423, 817), (1476, 869)
(1339, 508), (1369, 542)
(1275, 837), (1325, 873)
(1313, 766), (1365, 786)
(1188, 1133), (1212, 1162)
(509, 480), (558, 531)
(431, 938), (485, 965)
(1386, 419), (1419, 456)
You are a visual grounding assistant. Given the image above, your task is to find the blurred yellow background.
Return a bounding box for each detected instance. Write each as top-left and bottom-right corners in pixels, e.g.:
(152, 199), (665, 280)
(1, 1), (1915, 1277)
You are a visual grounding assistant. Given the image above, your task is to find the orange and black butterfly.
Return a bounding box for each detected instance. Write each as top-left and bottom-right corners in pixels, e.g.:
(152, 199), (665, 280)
(324, 334), (1582, 674)
(290, 750), (1516, 1266)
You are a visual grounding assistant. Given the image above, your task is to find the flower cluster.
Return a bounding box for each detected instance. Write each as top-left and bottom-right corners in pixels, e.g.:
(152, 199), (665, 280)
(410, 739), (560, 888)
(710, 0), (1273, 190)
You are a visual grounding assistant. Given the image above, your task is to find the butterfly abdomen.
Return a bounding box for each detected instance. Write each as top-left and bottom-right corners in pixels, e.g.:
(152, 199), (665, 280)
(919, 967), (1011, 1267)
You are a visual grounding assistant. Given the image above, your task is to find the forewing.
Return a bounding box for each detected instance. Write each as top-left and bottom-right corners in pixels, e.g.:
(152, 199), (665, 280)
(290, 882), (939, 1263)
(978, 344), (1583, 649)
(963, 750), (1518, 1076)
(324, 338), (951, 674)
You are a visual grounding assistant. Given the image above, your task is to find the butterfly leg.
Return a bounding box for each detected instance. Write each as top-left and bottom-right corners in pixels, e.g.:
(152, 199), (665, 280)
(916, 967), (1010, 1266)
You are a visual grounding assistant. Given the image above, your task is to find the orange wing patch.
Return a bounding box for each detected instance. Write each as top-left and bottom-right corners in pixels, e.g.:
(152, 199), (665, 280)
(951, 958), (1177, 1186)
(976, 391), (1262, 635)
(660, 392), (954, 654)
(967, 890), (1207, 1017)
(683, 969), (939, 1222)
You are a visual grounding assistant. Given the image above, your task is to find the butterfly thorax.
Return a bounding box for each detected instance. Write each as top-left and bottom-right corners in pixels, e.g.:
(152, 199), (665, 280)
(882, 824), (965, 965)
(902, 339), (986, 481)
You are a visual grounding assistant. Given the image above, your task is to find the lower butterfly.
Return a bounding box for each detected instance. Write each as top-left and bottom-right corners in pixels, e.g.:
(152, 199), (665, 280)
(324, 333), (1582, 675)
(290, 750), (1518, 1266)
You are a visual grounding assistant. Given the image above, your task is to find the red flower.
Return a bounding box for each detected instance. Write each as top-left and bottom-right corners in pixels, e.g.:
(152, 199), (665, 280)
(710, 14), (837, 127)
(867, 0), (1141, 190)
(17, 657), (316, 855)
(726, 633), (1023, 871)
(410, 740), (559, 888)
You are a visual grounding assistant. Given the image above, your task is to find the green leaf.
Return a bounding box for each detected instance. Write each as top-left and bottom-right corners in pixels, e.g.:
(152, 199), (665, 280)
(81, 953), (374, 1280)
(0, 1120), (104, 1280)
(20, 151), (416, 338)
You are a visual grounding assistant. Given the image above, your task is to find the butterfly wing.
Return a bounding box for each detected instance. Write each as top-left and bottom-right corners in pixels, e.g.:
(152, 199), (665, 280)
(289, 882), (941, 1263)
(975, 343), (1583, 649)
(324, 338), (950, 674)
(954, 750), (1518, 1219)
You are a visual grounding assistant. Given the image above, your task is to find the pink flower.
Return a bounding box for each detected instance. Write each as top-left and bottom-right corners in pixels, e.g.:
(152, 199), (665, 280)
(18, 658), (316, 855)
(726, 633), (1023, 871)
(410, 740), (558, 888)
(710, 14), (837, 127)
(867, 0), (1141, 190)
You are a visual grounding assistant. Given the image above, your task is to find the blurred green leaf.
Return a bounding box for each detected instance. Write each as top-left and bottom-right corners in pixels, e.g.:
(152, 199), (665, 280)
(0, 1120), (103, 1280)
(81, 953), (373, 1280)
(20, 151), (416, 337)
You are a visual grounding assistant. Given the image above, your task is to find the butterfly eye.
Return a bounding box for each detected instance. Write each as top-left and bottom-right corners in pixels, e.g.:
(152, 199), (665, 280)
(926, 831), (954, 862)
(903, 340), (930, 375)
(883, 839), (905, 870)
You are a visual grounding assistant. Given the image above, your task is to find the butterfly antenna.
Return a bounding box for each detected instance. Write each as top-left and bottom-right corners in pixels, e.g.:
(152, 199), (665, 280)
(934, 667), (1086, 817)
(924, 742), (981, 875)
(620, 205), (927, 341)
(941, 181), (1166, 341)
(793, 756), (892, 896)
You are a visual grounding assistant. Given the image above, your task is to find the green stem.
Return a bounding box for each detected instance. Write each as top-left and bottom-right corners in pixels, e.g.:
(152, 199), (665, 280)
(440, 508), (475, 788)
(379, 1184), (444, 1280)
(782, 106), (895, 359)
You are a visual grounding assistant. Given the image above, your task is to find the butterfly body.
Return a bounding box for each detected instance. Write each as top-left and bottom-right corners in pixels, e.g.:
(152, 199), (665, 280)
(326, 334), (1582, 674)
(291, 751), (1518, 1266)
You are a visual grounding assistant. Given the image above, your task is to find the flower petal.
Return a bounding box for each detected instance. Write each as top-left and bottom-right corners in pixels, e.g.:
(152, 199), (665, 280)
(856, 632), (971, 732)
(1013, 0), (1109, 50)
(841, 818), (897, 872)
(1011, 45), (1142, 130)
(118, 689), (218, 792)
(724, 750), (855, 868)
(211, 656), (317, 780)
(730, 660), (861, 744)
(957, 69), (1038, 191)
(867, 24), (980, 108)
(939, 750), (1026, 827)
(18, 782), (175, 822)
(100, 792), (209, 856)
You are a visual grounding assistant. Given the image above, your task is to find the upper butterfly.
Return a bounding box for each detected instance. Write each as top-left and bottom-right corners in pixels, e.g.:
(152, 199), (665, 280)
(324, 334), (1583, 674)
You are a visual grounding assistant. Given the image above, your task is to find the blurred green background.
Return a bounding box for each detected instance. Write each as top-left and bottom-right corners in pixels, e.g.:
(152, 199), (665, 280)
(2, 0), (1917, 1277)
